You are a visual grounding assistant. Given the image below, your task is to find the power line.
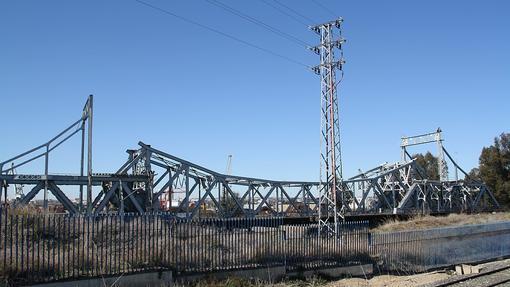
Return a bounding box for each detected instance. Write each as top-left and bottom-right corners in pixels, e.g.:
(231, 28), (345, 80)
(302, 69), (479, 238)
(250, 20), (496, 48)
(272, 0), (317, 24)
(206, 0), (311, 47)
(135, 0), (310, 68)
(259, 0), (310, 27)
(311, 0), (338, 18)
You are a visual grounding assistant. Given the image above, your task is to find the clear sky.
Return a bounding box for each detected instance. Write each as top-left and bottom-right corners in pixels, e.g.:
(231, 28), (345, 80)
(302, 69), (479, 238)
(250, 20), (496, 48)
(1, 1), (509, 199)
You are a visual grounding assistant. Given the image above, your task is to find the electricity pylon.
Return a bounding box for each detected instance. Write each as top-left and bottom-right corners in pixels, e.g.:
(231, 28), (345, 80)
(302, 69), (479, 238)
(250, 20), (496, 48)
(310, 18), (346, 236)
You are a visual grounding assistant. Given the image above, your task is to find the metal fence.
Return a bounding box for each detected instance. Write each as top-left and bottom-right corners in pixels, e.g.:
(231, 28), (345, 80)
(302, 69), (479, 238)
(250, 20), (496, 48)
(3, 208), (510, 286)
(0, 209), (369, 285)
(283, 222), (371, 271)
(370, 221), (510, 272)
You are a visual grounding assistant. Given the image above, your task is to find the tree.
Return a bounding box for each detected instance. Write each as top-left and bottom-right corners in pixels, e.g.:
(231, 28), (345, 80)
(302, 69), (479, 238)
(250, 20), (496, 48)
(467, 167), (481, 181)
(412, 152), (440, 180)
(477, 133), (510, 208)
(219, 191), (245, 217)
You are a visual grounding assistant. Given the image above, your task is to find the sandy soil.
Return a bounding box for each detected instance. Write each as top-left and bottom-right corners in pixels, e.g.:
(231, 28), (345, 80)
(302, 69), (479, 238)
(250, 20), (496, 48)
(325, 272), (450, 287)
(324, 259), (510, 287)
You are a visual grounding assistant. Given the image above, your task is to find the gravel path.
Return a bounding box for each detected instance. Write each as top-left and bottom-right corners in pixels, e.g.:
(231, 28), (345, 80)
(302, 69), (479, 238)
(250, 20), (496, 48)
(446, 268), (510, 287)
(327, 259), (510, 287)
(419, 259), (510, 287)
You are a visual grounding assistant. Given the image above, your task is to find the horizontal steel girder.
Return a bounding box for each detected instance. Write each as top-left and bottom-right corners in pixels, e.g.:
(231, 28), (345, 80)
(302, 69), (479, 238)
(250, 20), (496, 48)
(3, 142), (498, 217)
(0, 174), (149, 185)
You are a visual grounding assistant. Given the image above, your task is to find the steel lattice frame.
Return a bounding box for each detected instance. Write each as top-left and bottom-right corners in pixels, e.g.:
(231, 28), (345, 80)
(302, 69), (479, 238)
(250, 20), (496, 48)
(0, 104), (500, 216)
(310, 18), (346, 235)
(0, 96), (94, 212)
(401, 128), (449, 182)
(0, 139), (499, 217)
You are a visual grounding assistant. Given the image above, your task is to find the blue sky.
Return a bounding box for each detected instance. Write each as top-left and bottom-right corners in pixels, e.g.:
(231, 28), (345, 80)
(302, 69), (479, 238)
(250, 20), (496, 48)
(1, 1), (509, 199)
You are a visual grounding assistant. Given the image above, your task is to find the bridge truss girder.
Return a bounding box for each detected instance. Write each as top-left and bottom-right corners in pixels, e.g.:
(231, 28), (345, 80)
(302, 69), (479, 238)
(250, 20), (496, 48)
(0, 96), (499, 217)
(98, 143), (499, 217)
(1, 141), (499, 217)
(133, 142), (320, 218)
(397, 180), (499, 213)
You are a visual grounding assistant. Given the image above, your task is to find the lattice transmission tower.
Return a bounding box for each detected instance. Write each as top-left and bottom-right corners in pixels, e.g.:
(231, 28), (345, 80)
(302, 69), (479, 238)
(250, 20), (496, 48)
(310, 18), (346, 236)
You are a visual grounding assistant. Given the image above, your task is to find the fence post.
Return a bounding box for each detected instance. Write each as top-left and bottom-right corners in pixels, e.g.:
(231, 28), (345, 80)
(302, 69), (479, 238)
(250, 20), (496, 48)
(282, 226), (287, 270)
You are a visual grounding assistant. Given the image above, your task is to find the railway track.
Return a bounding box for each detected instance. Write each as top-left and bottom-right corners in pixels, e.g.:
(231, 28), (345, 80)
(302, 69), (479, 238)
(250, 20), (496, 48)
(430, 264), (510, 287)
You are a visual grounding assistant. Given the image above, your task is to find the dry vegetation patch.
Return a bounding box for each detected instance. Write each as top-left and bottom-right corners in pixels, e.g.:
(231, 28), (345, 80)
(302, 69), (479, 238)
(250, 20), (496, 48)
(374, 212), (510, 232)
(181, 277), (327, 287)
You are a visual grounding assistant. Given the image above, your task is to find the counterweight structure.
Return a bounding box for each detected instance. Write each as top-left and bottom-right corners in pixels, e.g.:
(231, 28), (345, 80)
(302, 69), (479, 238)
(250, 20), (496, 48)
(310, 18), (346, 236)
(401, 128), (449, 181)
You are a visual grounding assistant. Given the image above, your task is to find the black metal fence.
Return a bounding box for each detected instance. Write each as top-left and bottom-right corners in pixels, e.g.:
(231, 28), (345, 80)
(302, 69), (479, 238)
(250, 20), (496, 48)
(370, 221), (510, 272)
(3, 208), (510, 286)
(0, 209), (370, 285)
(283, 222), (371, 271)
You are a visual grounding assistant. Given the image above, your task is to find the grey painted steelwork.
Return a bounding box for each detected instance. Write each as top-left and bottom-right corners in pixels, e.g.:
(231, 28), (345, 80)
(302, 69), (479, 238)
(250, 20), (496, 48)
(120, 142), (320, 218)
(401, 128), (449, 182)
(399, 128), (500, 213)
(310, 18), (346, 236)
(5, 164), (23, 200)
(85, 141), (498, 216)
(0, 97), (499, 216)
(0, 95), (93, 212)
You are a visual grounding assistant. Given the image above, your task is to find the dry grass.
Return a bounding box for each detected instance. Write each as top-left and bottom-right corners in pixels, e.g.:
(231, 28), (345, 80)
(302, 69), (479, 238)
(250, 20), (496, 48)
(0, 212), (369, 285)
(11, 209), (510, 284)
(374, 212), (510, 232)
(177, 276), (326, 287)
(5, 205), (40, 216)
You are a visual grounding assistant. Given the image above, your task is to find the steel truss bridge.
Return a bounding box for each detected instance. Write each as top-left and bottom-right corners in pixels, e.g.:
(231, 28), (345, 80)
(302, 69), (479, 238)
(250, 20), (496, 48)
(0, 97), (499, 218)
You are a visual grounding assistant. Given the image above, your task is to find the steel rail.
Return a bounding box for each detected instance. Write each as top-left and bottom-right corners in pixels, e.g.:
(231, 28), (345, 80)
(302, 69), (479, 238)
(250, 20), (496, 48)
(431, 264), (510, 287)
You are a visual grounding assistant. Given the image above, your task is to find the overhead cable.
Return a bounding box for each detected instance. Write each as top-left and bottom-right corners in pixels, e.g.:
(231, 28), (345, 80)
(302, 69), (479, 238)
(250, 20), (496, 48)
(135, 0), (310, 68)
(206, 0), (311, 47)
(259, 0), (310, 26)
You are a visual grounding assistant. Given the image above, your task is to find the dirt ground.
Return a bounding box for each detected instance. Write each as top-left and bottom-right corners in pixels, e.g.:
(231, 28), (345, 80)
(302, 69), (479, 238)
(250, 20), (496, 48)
(191, 271), (451, 287)
(324, 259), (510, 287)
(323, 272), (450, 287)
(189, 259), (510, 287)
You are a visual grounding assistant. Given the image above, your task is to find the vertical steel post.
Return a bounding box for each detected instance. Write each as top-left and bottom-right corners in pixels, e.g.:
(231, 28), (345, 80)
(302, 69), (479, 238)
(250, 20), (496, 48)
(401, 146), (407, 162)
(119, 180), (124, 217)
(436, 129), (449, 182)
(44, 145), (49, 212)
(2, 181), (7, 210)
(249, 186), (253, 214)
(144, 149), (153, 211)
(2, 182), (6, 275)
(185, 166), (190, 219)
(198, 181), (202, 219)
(79, 119), (85, 212)
(86, 95), (93, 213)
(218, 183), (221, 217)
